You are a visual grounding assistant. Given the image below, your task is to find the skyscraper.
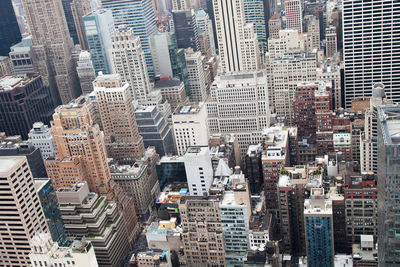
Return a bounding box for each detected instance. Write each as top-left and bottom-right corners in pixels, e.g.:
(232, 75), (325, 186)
(244, 0), (267, 53)
(111, 26), (151, 103)
(343, 0), (400, 107)
(94, 73), (145, 164)
(304, 188), (334, 267)
(207, 70), (270, 155)
(185, 48), (207, 101)
(22, 0), (81, 105)
(173, 10), (200, 51)
(76, 50), (96, 94)
(101, 0), (157, 78)
(83, 9), (115, 76)
(377, 105), (400, 265)
(0, 0), (21, 56)
(70, 0), (93, 50)
(0, 156), (48, 266)
(285, 0), (303, 33)
(0, 75), (54, 139)
(212, 0), (260, 72)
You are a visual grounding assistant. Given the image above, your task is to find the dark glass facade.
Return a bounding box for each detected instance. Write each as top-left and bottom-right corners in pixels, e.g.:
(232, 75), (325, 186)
(61, 0), (79, 44)
(0, 0), (21, 56)
(35, 179), (69, 246)
(172, 10), (200, 51)
(0, 74), (54, 139)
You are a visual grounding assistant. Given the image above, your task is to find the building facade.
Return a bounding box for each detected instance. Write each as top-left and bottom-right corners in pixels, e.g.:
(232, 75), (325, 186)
(22, 0), (81, 105)
(76, 51), (96, 94)
(0, 0), (21, 56)
(111, 26), (151, 103)
(101, 0), (157, 78)
(343, 0), (400, 107)
(83, 9), (114, 76)
(0, 75), (54, 139)
(0, 156), (48, 266)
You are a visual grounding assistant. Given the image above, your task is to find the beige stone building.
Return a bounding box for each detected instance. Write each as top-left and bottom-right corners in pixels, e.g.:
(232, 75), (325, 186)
(0, 156), (48, 266)
(94, 73), (145, 164)
(154, 79), (188, 111)
(22, 0), (81, 105)
(179, 195), (226, 266)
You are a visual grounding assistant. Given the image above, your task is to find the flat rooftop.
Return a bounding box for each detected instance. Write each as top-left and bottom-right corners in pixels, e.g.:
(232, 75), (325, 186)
(174, 102), (203, 115)
(0, 156), (25, 174)
(378, 105), (400, 145)
(154, 79), (182, 88)
(0, 76), (24, 91)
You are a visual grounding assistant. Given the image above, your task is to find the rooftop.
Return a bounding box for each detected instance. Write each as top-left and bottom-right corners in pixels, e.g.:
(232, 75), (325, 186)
(174, 102), (204, 115)
(0, 156), (25, 174)
(378, 105), (400, 145)
(0, 76), (29, 91)
(154, 79), (182, 88)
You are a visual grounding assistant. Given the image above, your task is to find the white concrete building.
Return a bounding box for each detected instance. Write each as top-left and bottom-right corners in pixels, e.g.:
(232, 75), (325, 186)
(271, 51), (317, 125)
(316, 61), (342, 109)
(267, 29), (306, 59)
(150, 32), (175, 78)
(185, 48), (207, 102)
(111, 26), (151, 103)
(28, 122), (57, 160)
(172, 102), (209, 155)
(212, 0), (260, 72)
(77, 50), (96, 94)
(184, 146), (214, 196)
(206, 70), (270, 156)
(29, 233), (99, 267)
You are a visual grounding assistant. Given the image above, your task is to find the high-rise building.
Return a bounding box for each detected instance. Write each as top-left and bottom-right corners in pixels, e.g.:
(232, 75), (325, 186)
(207, 70), (270, 156)
(343, 173), (377, 245)
(212, 0), (260, 72)
(172, 102), (209, 155)
(325, 26), (337, 58)
(0, 140), (48, 178)
(245, 144), (264, 195)
(377, 105), (400, 265)
(0, 56), (14, 77)
(285, 0), (303, 33)
(150, 33), (190, 95)
(22, 0), (81, 105)
(304, 188), (334, 267)
(111, 161), (156, 218)
(77, 51), (96, 94)
(171, 0), (189, 10)
(135, 105), (176, 156)
(184, 146), (214, 196)
(268, 13), (282, 39)
(185, 48), (207, 101)
(316, 60), (342, 109)
(9, 36), (34, 75)
(0, 75), (54, 139)
(243, 0), (268, 54)
(94, 73), (145, 164)
(172, 10), (200, 51)
(83, 9), (115, 76)
(154, 79), (189, 111)
(360, 83), (391, 173)
(47, 97), (112, 195)
(196, 9), (217, 58)
(70, 0), (92, 50)
(262, 126), (290, 211)
(0, 156), (48, 266)
(343, 0), (400, 108)
(30, 233), (99, 267)
(278, 165), (323, 255)
(305, 15), (320, 51)
(61, 0), (79, 45)
(111, 26), (151, 103)
(57, 182), (130, 267)
(28, 122), (58, 160)
(0, 0), (21, 56)
(271, 51), (317, 125)
(179, 195), (226, 266)
(219, 169), (252, 265)
(101, 0), (157, 78)
(34, 179), (68, 246)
